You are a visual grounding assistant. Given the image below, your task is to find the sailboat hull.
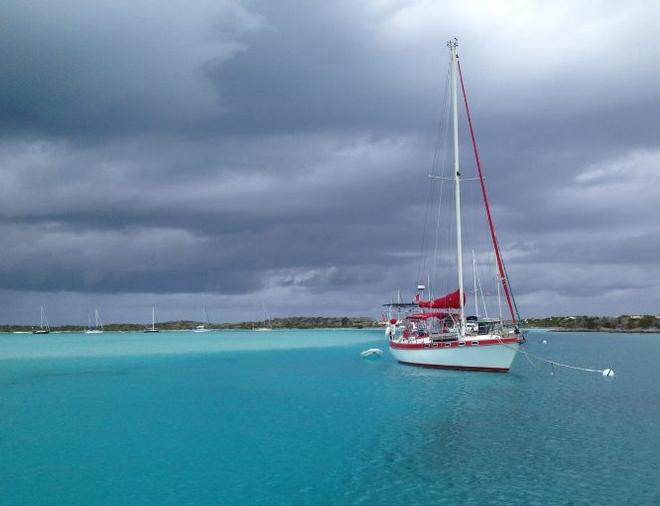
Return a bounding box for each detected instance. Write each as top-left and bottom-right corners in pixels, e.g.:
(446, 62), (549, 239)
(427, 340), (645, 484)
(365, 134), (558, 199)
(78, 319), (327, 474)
(389, 337), (519, 372)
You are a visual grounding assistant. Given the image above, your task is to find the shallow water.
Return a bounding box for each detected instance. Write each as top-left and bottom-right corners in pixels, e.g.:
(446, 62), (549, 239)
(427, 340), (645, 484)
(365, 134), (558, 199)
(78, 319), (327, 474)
(1, 329), (658, 505)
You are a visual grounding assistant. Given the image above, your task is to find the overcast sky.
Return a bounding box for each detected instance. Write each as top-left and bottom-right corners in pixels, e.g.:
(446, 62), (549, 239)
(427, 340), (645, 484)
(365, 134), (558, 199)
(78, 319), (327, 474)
(2, 0), (660, 324)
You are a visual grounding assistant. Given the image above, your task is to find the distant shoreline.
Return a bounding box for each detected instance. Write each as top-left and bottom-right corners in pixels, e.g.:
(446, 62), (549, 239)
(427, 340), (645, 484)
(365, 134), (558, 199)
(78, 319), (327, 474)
(0, 316), (381, 333)
(525, 315), (660, 334)
(549, 328), (660, 334)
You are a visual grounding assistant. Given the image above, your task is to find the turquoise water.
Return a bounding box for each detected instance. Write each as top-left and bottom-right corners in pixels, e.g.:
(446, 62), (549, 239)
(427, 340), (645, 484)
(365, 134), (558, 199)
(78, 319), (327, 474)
(1, 329), (659, 505)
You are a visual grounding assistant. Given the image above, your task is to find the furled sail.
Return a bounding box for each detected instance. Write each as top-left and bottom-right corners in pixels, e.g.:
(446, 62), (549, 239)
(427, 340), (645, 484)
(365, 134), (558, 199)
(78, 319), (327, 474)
(416, 289), (464, 309)
(407, 312), (451, 320)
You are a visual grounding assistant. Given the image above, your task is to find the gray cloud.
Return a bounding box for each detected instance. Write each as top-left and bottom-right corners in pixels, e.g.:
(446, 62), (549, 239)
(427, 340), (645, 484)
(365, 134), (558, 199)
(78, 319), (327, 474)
(1, 0), (660, 323)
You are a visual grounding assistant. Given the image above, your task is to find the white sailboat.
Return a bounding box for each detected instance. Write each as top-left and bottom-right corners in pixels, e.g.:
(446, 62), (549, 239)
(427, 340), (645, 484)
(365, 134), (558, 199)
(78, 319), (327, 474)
(192, 306), (213, 332)
(32, 306), (50, 334)
(253, 307), (273, 332)
(384, 39), (523, 372)
(144, 305), (159, 333)
(85, 309), (104, 334)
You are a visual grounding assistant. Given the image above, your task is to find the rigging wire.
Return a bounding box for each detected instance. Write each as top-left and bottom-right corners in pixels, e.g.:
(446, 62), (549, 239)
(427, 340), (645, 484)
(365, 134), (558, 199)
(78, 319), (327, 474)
(474, 259), (489, 318)
(416, 57), (452, 289)
(501, 260), (523, 322)
(433, 57), (455, 300)
(457, 58), (518, 324)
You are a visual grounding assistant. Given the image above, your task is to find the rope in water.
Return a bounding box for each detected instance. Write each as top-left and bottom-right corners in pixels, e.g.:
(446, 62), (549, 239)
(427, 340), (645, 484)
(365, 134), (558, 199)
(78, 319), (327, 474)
(518, 346), (611, 375)
(498, 335), (614, 376)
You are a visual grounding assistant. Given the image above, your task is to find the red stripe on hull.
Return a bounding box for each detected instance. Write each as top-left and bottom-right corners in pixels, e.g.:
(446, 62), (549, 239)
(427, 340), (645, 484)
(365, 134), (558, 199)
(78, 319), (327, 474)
(389, 337), (519, 350)
(397, 361), (509, 373)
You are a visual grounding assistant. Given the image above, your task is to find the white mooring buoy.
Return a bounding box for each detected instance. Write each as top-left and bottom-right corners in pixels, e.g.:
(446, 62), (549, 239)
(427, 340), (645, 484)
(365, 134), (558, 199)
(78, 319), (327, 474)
(602, 368), (614, 377)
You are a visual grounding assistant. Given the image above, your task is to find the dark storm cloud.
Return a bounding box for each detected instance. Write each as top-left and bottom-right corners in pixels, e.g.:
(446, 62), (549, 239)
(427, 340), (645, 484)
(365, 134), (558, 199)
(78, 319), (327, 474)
(203, 1), (433, 134)
(0, 0), (258, 139)
(1, 0), (660, 323)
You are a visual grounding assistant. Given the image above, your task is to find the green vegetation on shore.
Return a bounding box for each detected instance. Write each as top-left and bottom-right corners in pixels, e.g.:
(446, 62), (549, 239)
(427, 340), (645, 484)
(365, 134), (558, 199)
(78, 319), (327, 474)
(525, 314), (660, 332)
(5, 314), (659, 333)
(0, 316), (380, 333)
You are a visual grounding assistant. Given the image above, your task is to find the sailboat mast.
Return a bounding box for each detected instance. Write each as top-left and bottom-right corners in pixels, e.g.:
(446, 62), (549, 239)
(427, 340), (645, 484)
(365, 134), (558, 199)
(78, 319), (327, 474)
(449, 38), (466, 335)
(472, 250), (479, 318)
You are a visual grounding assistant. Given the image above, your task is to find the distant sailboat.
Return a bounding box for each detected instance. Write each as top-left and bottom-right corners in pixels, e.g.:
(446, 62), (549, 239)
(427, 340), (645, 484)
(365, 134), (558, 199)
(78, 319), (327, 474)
(85, 309), (104, 334)
(32, 306), (50, 334)
(144, 305), (159, 333)
(253, 305), (273, 332)
(192, 306), (213, 332)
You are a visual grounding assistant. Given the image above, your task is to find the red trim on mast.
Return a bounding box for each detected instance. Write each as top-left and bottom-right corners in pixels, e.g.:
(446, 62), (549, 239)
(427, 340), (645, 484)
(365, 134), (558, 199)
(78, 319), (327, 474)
(457, 59), (517, 324)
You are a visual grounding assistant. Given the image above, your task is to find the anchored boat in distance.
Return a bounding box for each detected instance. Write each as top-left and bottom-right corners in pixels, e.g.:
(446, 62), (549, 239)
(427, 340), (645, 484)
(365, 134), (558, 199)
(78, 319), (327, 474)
(85, 309), (104, 334)
(144, 305), (160, 333)
(32, 306), (50, 335)
(192, 306), (213, 332)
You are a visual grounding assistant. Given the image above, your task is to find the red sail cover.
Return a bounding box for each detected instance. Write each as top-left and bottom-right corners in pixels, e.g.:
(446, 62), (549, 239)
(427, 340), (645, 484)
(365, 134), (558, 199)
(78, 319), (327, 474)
(416, 289), (464, 309)
(407, 312), (451, 320)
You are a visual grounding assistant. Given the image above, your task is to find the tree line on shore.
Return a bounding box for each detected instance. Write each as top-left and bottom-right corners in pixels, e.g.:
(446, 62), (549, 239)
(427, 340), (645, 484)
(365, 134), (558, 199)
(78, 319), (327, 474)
(5, 314), (659, 333)
(0, 316), (380, 333)
(525, 314), (660, 331)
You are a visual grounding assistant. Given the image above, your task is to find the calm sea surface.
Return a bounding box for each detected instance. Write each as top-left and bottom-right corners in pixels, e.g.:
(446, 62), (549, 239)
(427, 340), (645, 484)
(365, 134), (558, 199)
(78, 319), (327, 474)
(1, 329), (659, 505)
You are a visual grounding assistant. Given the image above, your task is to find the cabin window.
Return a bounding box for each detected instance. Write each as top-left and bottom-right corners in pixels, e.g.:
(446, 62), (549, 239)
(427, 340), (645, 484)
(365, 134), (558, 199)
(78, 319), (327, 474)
(444, 343), (451, 348)
(458, 342), (465, 347)
(472, 341), (479, 346)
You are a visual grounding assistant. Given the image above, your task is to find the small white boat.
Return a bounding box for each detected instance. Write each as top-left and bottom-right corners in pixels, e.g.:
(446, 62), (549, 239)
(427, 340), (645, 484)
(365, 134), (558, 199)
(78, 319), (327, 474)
(360, 348), (384, 360)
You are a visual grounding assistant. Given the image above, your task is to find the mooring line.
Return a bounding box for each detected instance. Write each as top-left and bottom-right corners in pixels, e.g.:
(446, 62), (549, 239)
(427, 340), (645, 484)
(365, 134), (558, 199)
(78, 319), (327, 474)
(497, 334), (614, 377)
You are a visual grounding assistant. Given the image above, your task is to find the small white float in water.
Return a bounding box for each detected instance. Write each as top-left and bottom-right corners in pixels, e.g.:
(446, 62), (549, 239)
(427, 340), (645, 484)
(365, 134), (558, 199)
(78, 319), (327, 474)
(541, 339), (548, 344)
(602, 368), (614, 377)
(360, 348), (383, 360)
